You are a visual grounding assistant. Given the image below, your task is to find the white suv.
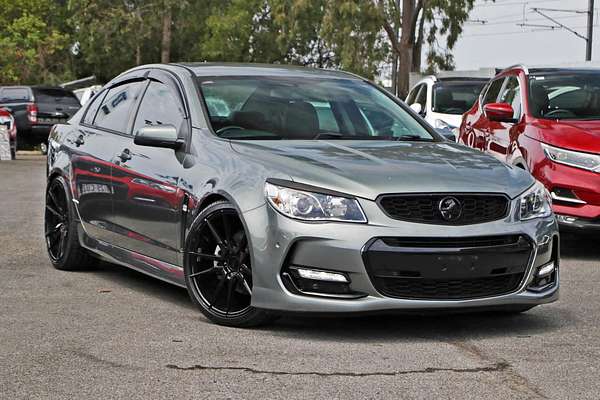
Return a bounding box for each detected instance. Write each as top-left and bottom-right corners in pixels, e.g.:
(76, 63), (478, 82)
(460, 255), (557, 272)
(406, 76), (487, 139)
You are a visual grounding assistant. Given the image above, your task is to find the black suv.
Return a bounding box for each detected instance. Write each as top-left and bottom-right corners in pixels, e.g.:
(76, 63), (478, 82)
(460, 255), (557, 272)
(0, 86), (81, 152)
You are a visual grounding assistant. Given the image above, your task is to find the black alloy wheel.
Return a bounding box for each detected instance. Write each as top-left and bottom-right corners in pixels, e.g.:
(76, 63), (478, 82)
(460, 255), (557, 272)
(44, 176), (95, 270)
(184, 201), (274, 327)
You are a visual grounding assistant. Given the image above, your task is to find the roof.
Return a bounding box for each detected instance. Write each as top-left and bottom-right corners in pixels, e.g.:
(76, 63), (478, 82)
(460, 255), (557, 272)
(176, 62), (360, 80)
(529, 67), (600, 75)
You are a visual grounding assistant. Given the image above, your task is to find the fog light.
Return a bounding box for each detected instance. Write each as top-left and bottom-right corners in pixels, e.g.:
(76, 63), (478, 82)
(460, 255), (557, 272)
(557, 215), (577, 224)
(295, 267), (349, 283)
(537, 262), (555, 278)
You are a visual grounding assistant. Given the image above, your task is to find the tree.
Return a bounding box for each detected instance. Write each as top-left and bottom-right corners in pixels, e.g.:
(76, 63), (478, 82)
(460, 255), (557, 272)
(375, 0), (477, 98)
(0, 0), (73, 85)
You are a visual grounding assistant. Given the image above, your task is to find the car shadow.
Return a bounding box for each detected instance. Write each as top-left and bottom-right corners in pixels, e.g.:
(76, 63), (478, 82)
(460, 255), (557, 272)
(265, 306), (571, 343)
(85, 261), (195, 311)
(82, 260), (571, 342)
(560, 231), (600, 260)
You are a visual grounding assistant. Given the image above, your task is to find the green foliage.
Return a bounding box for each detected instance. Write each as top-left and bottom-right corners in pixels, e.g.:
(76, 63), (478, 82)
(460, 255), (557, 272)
(0, 0), (72, 84)
(0, 0), (478, 86)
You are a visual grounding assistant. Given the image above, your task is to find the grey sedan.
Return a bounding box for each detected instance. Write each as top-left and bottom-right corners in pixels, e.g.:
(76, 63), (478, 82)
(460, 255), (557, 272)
(45, 63), (559, 327)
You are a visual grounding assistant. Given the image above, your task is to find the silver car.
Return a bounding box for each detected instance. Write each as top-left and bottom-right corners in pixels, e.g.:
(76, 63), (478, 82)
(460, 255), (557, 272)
(45, 63), (559, 327)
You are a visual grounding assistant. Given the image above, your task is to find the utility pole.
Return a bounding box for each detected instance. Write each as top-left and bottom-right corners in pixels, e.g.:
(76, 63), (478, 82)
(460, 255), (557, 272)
(521, 5), (595, 62)
(587, 0), (594, 61)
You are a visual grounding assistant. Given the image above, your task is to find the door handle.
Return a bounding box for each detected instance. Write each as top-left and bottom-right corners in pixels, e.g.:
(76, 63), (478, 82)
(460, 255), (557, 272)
(74, 135), (84, 146)
(117, 148), (132, 163)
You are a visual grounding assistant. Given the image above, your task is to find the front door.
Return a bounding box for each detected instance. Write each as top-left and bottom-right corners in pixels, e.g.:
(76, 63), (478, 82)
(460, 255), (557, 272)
(487, 75), (523, 162)
(109, 72), (188, 266)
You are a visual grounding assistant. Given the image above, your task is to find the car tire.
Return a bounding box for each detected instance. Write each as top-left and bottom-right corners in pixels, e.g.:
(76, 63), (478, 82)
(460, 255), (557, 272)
(184, 200), (276, 327)
(44, 176), (97, 271)
(40, 142), (48, 155)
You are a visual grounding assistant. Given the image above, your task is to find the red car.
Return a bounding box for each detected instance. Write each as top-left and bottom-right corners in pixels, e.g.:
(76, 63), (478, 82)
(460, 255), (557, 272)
(459, 65), (600, 231)
(0, 107), (17, 159)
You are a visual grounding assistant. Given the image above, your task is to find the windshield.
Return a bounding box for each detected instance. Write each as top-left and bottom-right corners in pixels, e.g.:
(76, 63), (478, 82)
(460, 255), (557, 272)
(432, 81), (486, 115)
(33, 88), (80, 105)
(529, 72), (600, 120)
(198, 76), (436, 141)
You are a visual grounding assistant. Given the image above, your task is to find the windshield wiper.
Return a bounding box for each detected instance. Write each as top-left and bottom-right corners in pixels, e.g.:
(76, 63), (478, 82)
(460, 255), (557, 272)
(313, 132), (396, 140)
(394, 134), (434, 142)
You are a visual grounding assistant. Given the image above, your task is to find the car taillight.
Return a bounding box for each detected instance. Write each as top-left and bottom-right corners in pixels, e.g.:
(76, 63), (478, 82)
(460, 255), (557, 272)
(27, 103), (38, 124)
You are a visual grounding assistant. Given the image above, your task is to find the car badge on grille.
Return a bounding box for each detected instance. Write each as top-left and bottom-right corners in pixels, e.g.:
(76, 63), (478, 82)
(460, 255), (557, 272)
(438, 196), (462, 221)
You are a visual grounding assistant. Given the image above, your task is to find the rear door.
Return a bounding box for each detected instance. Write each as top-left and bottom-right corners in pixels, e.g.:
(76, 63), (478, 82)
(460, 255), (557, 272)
(71, 78), (147, 245)
(32, 88), (81, 125)
(109, 70), (188, 265)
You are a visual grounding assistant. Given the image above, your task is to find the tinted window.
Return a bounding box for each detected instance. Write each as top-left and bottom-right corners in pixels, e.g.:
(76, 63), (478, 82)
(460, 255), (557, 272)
(483, 78), (505, 105)
(529, 71), (600, 120)
(0, 88), (30, 103)
(94, 81), (145, 133)
(199, 77), (435, 141)
(406, 84), (422, 105)
(432, 81), (487, 114)
(498, 76), (521, 118)
(33, 88), (80, 105)
(415, 84), (428, 108)
(82, 91), (106, 125)
(133, 81), (185, 134)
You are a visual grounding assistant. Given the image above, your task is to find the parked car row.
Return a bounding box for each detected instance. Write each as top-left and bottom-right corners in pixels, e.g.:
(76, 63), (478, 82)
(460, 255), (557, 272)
(0, 86), (81, 155)
(406, 65), (600, 232)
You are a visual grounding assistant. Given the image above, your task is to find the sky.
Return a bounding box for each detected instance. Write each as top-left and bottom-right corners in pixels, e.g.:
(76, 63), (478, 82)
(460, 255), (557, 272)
(453, 0), (598, 70)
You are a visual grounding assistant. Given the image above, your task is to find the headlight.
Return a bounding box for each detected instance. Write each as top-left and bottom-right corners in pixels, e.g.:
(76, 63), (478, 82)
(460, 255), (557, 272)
(265, 182), (367, 222)
(542, 143), (600, 172)
(519, 181), (552, 221)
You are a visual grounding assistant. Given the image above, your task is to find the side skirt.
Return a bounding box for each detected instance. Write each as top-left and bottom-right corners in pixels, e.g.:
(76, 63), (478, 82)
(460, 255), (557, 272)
(77, 224), (186, 288)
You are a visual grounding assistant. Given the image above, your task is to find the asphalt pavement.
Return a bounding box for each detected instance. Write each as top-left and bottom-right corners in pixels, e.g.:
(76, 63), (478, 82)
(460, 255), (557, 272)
(1, 155), (599, 399)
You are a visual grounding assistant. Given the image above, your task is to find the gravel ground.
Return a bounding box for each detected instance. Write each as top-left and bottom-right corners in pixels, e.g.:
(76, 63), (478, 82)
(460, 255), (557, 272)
(1, 155), (599, 399)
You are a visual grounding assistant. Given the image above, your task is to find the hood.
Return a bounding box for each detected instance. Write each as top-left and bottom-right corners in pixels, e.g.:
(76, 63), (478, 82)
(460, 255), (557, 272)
(530, 119), (600, 153)
(231, 140), (534, 200)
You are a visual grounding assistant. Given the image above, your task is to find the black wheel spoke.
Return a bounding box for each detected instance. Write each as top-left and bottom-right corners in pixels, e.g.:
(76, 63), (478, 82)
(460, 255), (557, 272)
(47, 189), (62, 213)
(241, 277), (252, 295)
(189, 267), (216, 278)
(206, 218), (224, 246)
(225, 278), (235, 313)
(186, 251), (224, 262)
(45, 224), (62, 238)
(46, 204), (63, 220)
(222, 212), (232, 244)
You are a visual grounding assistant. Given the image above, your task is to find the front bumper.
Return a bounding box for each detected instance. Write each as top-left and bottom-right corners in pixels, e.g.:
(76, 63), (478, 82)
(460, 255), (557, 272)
(244, 199), (559, 314)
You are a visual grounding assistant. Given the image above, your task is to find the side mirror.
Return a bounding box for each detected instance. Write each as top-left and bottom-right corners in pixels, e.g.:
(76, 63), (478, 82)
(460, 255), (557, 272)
(484, 103), (516, 123)
(435, 128), (456, 141)
(134, 125), (183, 149)
(409, 103), (424, 116)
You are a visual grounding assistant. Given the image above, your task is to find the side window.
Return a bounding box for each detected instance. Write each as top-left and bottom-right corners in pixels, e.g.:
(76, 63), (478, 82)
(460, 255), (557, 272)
(82, 90), (106, 125)
(133, 80), (185, 134)
(415, 84), (428, 108)
(498, 76), (521, 118)
(482, 78), (505, 105)
(94, 81), (145, 133)
(406, 84), (421, 105)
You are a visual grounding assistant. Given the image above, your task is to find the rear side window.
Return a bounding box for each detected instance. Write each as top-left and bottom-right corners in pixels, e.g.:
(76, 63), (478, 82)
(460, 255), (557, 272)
(0, 88), (30, 103)
(82, 91), (106, 125)
(33, 88), (80, 106)
(406, 84), (422, 105)
(482, 78), (505, 105)
(94, 81), (145, 133)
(415, 84), (428, 108)
(132, 81), (185, 134)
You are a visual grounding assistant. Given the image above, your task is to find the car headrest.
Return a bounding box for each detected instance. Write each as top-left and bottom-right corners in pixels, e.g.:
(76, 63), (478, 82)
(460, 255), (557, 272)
(529, 85), (549, 115)
(283, 101), (319, 139)
(231, 111), (266, 131)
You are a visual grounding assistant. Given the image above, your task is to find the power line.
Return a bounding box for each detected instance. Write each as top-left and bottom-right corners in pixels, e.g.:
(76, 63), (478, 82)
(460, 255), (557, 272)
(473, 0), (564, 8)
(461, 23), (597, 37)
